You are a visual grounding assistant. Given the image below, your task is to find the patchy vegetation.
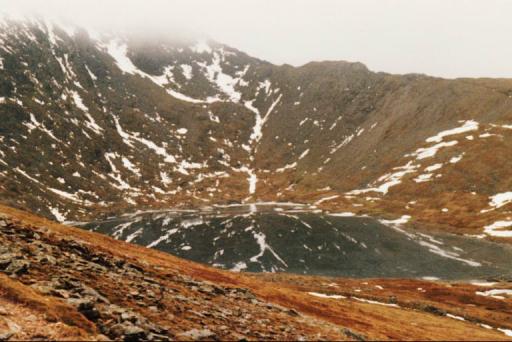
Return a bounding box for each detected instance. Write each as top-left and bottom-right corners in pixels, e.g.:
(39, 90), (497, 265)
(0, 18), (511, 241)
(0, 204), (511, 340)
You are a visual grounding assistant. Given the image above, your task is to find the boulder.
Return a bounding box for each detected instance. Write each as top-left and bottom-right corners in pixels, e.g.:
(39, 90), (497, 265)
(77, 300), (101, 321)
(123, 325), (147, 342)
(178, 328), (216, 340)
(0, 331), (14, 341)
(4, 260), (29, 275)
(109, 323), (147, 341)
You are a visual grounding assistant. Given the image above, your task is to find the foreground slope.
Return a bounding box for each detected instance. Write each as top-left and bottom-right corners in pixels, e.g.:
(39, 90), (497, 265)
(0, 204), (511, 340)
(0, 17), (511, 240)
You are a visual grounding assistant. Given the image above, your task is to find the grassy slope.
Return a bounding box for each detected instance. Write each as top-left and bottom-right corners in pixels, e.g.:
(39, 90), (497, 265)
(0, 204), (511, 340)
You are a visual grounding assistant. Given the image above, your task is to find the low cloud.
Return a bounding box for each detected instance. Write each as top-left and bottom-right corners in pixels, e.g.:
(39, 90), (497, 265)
(1, 0), (512, 78)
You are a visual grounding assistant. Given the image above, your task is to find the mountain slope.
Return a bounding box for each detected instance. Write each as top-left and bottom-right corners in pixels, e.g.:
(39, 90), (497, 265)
(1, 204), (511, 340)
(0, 16), (511, 240)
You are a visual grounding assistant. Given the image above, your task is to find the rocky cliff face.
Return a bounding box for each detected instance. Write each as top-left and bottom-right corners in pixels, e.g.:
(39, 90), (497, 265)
(0, 16), (511, 240)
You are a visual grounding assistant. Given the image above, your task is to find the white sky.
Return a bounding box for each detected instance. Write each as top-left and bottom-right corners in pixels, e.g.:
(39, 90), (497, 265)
(2, 0), (512, 78)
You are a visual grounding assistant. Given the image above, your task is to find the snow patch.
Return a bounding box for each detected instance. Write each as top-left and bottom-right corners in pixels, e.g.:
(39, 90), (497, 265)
(49, 207), (66, 222)
(106, 40), (139, 74)
(70, 90), (88, 111)
(450, 154), (464, 164)
(328, 212), (356, 217)
(180, 64), (193, 80)
(314, 195), (339, 205)
(250, 231), (287, 268)
(230, 261), (247, 272)
(426, 120), (479, 143)
(350, 161), (418, 195)
(249, 93), (282, 144)
(414, 141), (458, 160)
(298, 149), (310, 160)
(484, 220), (512, 238)
(352, 297), (400, 308)
(424, 163), (443, 172)
(476, 289), (512, 299)
(308, 292), (346, 299)
(489, 192), (512, 209)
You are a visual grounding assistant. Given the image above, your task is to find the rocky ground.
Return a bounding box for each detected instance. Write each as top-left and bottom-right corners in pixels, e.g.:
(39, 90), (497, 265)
(253, 273), (512, 339)
(0, 203), (511, 340)
(0, 207), (345, 340)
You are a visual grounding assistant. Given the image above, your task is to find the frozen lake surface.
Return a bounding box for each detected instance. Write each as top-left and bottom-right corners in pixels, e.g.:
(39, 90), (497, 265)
(78, 203), (512, 280)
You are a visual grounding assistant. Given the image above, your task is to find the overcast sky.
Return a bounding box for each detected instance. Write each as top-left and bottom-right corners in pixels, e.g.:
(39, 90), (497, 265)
(2, 0), (512, 78)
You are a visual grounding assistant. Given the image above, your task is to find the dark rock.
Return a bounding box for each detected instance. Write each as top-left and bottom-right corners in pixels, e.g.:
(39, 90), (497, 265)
(114, 259), (126, 268)
(343, 328), (366, 341)
(4, 259), (29, 275)
(50, 289), (70, 299)
(147, 332), (171, 341)
(38, 255), (56, 265)
(230, 332), (247, 341)
(178, 328), (216, 340)
(229, 288), (256, 300)
(0, 257), (12, 271)
(81, 286), (110, 304)
(420, 304), (446, 316)
(129, 290), (143, 300)
(123, 325), (147, 342)
(388, 296), (398, 304)
(78, 300), (101, 321)
(108, 323), (127, 338)
(65, 240), (91, 257)
(198, 284), (226, 296)
(125, 263), (144, 273)
(58, 278), (81, 291)
(286, 308), (300, 317)
(110, 323), (147, 341)
(91, 255), (113, 268)
(121, 312), (138, 323)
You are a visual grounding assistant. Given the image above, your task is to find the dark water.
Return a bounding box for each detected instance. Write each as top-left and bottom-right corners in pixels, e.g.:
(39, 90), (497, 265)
(77, 203), (512, 280)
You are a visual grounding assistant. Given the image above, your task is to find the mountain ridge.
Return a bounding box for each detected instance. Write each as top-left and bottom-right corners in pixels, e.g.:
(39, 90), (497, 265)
(0, 16), (511, 241)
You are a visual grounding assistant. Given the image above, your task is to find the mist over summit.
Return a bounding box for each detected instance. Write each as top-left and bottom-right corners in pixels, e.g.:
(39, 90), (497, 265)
(0, 10), (512, 341)
(0, 16), (511, 243)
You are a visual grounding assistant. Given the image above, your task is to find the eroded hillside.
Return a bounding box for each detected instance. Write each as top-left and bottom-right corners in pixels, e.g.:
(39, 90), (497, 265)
(0, 16), (511, 240)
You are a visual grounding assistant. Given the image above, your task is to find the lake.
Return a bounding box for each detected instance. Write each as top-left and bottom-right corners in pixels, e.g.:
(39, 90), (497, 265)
(77, 203), (512, 280)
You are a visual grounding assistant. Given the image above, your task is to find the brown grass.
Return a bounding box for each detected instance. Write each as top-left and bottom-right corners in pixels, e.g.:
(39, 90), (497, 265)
(1, 203), (511, 340)
(0, 274), (96, 337)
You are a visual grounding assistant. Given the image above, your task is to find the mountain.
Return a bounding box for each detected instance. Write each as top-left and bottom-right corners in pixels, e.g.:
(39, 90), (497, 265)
(1, 204), (511, 340)
(0, 16), (511, 241)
